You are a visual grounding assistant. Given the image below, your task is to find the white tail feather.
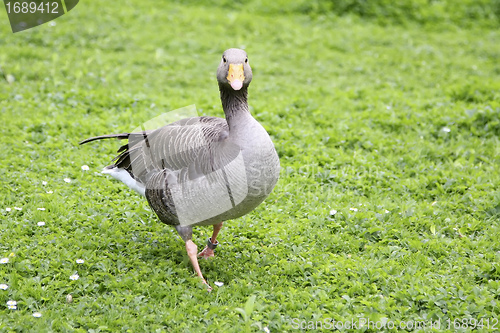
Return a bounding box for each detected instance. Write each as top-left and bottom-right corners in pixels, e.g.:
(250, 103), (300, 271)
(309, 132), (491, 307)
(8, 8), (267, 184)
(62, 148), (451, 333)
(102, 167), (146, 196)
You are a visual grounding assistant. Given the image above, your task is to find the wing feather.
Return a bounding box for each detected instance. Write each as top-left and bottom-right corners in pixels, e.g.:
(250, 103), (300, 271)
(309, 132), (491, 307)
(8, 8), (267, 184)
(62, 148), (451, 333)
(109, 116), (232, 185)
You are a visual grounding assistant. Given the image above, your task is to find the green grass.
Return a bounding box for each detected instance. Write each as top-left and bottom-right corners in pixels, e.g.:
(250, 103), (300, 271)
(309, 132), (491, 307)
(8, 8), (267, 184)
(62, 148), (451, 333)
(1, 0), (500, 332)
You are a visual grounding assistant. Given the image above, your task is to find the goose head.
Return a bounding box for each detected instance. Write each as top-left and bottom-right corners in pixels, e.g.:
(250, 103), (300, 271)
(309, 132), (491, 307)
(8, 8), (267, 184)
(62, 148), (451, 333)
(217, 48), (252, 91)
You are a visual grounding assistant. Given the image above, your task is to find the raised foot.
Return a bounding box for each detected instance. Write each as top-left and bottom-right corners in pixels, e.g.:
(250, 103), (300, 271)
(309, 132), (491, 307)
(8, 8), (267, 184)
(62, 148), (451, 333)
(198, 246), (215, 259)
(202, 279), (213, 292)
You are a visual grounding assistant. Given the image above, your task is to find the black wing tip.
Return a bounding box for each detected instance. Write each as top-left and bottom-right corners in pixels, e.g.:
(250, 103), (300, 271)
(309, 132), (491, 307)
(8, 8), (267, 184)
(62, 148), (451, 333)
(79, 133), (131, 145)
(79, 138), (95, 145)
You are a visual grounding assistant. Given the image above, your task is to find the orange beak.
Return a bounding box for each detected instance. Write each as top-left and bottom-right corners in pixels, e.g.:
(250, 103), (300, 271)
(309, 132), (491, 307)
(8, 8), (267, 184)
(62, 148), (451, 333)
(227, 64), (245, 90)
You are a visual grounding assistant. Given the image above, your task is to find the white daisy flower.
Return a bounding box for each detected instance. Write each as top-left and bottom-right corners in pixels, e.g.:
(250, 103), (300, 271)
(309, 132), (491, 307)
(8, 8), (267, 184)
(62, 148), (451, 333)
(46, 191), (53, 194)
(384, 210), (390, 214)
(5, 208), (11, 212)
(37, 222), (45, 226)
(37, 208), (45, 211)
(69, 273), (79, 281)
(329, 209), (337, 216)
(6, 74), (15, 84)
(81, 165), (90, 171)
(14, 207), (22, 211)
(33, 312), (42, 318)
(7, 300), (16, 309)
(214, 281), (224, 287)
(442, 127), (451, 133)
(350, 207), (358, 212)
(42, 181), (48, 186)
(64, 178), (71, 183)
(0, 284), (8, 290)
(263, 327), (270, 333)
(76, 259), (84, 264)
(0, 258), (9, 264)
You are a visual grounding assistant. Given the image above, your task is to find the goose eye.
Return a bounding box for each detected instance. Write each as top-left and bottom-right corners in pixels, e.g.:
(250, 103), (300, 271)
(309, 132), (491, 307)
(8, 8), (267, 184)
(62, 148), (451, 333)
(245, 58), (248, 63)
(222, 56), (227, 63)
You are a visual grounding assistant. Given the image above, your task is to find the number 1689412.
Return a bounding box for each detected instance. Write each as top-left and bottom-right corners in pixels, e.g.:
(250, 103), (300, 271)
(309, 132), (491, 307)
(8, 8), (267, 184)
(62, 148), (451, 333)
(5, 2), (60, 14)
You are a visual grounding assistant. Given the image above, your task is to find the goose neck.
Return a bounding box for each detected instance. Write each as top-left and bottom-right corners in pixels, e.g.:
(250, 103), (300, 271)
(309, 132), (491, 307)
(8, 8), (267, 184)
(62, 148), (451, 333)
(219, 85), (251, 127)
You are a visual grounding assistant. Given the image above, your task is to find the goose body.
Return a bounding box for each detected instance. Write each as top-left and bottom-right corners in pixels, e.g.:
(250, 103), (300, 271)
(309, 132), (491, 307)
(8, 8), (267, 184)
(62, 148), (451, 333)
(80, 49), (280, 289)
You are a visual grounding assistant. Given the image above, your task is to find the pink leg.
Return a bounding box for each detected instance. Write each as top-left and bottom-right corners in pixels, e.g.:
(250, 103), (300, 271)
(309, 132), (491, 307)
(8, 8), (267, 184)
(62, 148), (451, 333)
(198, 222), (224, 259)
(185, 240), (212, 291)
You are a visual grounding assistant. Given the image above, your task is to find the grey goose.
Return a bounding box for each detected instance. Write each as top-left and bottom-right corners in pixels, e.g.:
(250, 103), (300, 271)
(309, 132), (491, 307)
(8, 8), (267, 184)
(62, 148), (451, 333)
(80, 48), (280, 290)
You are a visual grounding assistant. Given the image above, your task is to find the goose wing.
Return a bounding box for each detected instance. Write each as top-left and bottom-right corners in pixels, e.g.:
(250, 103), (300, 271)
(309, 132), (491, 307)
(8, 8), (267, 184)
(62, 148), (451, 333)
(98, 116), (235, 185)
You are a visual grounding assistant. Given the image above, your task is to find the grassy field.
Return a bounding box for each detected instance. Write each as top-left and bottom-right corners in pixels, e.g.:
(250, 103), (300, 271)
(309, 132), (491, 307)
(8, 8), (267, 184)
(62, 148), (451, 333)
(1, 0), (499, 332)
